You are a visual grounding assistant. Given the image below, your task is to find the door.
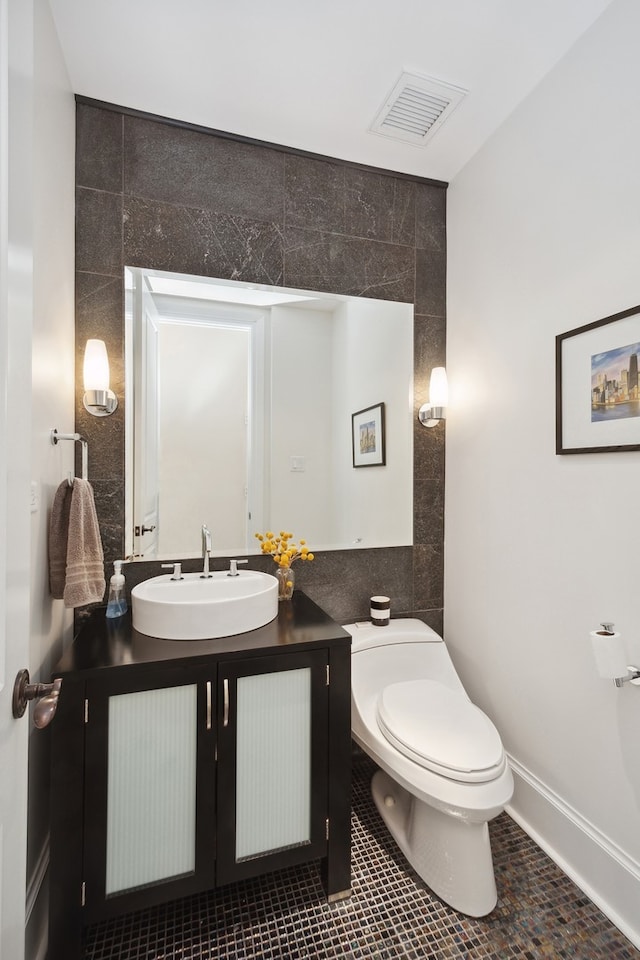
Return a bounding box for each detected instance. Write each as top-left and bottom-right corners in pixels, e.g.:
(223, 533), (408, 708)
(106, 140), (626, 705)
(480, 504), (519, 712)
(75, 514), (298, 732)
(129, 269), (160, 558)
(156, 318), (252, 555)
(0, 1), (32, 956)
(216, 651), (329, 886)
(82, 667), (216, 922)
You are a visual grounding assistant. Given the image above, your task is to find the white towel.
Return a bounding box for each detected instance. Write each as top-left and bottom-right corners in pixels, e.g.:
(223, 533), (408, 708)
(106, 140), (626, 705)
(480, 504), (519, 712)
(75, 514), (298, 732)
(49, 478), (106, 608)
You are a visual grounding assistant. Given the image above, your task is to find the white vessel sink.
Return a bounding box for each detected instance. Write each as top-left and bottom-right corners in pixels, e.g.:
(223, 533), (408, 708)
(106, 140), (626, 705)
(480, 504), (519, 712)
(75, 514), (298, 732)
(131, 570), (279, 640)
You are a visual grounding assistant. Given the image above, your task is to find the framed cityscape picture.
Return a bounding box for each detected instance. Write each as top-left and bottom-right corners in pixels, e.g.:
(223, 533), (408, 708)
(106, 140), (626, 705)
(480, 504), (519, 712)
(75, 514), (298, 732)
(352, 402), (386, 467)
(556, 304), (640, 454)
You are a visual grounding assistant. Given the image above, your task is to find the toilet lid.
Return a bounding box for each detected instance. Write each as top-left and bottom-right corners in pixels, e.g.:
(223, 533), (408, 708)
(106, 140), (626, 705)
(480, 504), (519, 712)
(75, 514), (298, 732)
(376, 680), (505, 783)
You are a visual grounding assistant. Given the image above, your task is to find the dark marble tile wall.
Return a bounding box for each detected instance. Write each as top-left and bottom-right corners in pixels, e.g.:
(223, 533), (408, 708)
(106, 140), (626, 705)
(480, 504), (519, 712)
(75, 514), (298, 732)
(75, 100), (447, 629)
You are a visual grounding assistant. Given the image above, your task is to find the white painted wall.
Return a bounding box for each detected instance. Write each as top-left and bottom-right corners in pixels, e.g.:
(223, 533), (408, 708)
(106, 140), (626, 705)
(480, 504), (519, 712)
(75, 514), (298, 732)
(446, 0), (640, 946)
(28, 1), (75, 956)
(332, 298), (413, 549)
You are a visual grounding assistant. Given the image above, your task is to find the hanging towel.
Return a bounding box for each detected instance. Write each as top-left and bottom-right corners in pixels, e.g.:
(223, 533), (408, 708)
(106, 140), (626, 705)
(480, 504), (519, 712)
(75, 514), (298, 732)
(48, 478), (106, 608)
(49, 481), (72, 599)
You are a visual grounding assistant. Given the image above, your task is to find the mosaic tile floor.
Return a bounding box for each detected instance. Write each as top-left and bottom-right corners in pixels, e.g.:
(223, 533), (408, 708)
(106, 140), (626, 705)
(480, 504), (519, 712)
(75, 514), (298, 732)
(84, 754), (639, 959)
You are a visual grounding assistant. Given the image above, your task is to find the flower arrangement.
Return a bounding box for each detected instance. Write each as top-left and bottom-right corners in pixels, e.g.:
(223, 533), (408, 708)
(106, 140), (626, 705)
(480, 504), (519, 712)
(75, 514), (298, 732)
(254, 531), (315, 567)
(254, 531), (315, 599)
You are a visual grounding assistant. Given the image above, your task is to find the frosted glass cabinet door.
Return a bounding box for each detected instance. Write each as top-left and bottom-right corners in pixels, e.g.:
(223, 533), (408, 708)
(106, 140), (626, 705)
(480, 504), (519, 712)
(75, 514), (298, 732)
(216, 650), (328, 885)
(83, 669), (215, 918)
(235, 667), (310, 860)
(105, 684), (197, 894)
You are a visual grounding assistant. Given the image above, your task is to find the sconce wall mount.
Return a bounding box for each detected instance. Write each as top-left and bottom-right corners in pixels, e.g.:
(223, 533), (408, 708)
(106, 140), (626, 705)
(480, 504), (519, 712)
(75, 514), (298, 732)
(83, 388), (118, 417)
(418, 403), (446, 428)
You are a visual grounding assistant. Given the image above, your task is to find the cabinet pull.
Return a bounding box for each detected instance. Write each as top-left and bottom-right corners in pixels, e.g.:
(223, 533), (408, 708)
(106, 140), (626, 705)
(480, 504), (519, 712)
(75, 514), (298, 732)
(206, 681), (212, 730)
(223, 678), (229, 727)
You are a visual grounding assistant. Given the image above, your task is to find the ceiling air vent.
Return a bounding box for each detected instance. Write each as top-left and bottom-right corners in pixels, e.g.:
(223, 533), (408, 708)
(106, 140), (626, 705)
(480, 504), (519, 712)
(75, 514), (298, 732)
(370, 72), (467, 146)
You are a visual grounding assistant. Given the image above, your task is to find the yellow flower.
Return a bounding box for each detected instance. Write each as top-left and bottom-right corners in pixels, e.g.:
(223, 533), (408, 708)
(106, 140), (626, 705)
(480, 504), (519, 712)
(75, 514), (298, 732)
(254, 530), (315, 567)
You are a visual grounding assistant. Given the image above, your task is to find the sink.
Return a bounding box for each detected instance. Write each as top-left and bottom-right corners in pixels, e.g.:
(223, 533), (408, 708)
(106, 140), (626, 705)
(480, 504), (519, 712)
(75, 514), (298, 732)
(131, 570), (279, 640)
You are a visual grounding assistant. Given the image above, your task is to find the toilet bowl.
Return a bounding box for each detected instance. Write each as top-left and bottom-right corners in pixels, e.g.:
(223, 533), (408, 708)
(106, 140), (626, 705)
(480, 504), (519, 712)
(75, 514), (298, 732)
(346, 618), (513, 917)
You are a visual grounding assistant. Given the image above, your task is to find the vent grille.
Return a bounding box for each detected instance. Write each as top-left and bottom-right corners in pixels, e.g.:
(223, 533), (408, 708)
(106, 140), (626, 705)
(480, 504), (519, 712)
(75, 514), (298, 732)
(370, 72), (467, 146)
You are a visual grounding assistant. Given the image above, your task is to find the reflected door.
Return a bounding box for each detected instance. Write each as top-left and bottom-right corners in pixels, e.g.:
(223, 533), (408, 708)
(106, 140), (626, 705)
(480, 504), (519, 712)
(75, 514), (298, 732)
(156, 320), (251, 555)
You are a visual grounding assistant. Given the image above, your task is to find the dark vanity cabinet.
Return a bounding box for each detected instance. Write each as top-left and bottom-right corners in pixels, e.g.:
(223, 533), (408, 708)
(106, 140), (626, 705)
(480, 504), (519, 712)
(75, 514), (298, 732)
(49, 592), (352, 959)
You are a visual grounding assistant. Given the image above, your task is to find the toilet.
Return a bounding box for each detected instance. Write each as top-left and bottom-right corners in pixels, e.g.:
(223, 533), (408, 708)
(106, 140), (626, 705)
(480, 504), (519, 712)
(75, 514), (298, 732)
(346, 618), (513, 917)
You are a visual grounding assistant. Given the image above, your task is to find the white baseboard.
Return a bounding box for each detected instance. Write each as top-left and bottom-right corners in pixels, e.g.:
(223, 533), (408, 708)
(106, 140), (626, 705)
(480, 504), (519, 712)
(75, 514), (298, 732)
(506, 753), (640, 951)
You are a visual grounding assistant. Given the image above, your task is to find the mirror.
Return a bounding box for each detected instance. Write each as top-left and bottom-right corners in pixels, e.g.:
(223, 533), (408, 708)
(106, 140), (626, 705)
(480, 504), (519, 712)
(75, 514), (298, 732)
(125, 267), (414, 561)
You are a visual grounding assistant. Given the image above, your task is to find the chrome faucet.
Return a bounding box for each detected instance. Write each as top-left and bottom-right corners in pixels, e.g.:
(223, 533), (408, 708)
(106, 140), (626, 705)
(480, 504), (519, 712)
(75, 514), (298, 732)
(201, 524), (212, 578)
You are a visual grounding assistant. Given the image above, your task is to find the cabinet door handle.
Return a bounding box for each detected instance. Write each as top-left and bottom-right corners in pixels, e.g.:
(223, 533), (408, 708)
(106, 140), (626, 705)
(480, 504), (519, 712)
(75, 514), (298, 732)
(206, 681), (212, 730)
(223, 678), (229, 727)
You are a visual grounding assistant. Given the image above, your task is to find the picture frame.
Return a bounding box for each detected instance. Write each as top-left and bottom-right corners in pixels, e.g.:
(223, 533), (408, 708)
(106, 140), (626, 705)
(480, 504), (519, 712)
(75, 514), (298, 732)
(352, 402), (386, 467)
(556, 304), (640, 454)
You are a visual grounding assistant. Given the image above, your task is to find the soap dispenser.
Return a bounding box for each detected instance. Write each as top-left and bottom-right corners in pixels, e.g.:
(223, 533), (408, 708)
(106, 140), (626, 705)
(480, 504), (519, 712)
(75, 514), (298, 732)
(106, 560), (128, 618)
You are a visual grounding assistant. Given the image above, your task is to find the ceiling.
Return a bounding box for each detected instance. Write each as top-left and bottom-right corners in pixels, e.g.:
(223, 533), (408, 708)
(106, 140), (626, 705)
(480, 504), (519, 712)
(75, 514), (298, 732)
(48, 0), (613, 183)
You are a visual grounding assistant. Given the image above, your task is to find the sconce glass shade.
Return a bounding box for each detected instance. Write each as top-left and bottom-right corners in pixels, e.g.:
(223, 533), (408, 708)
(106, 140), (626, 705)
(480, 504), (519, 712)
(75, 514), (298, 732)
(418, 366), (448, 427)
(83, 339), (110, 392)
(429, 367), (448, 408)
(83, 339), (118, 416)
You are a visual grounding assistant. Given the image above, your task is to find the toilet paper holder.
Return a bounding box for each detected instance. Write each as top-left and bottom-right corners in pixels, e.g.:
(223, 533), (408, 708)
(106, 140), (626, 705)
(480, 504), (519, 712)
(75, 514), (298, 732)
(597, 623), (640, 688)
(613, 668), (640, 688)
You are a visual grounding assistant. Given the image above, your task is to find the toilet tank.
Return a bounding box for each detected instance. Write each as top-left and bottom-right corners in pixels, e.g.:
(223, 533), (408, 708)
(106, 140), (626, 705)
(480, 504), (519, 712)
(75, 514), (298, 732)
(345, 619), (465, 698)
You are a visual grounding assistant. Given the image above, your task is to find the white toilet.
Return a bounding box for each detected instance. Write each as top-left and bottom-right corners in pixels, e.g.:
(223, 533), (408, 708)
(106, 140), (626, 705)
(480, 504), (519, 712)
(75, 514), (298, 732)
(346, 618), (513, 917)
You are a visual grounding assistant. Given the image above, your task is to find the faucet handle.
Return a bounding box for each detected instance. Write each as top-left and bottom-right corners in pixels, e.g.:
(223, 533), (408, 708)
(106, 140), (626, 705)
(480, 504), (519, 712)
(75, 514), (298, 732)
(161, 562), (183, 580)
(228, 559), (248, 576)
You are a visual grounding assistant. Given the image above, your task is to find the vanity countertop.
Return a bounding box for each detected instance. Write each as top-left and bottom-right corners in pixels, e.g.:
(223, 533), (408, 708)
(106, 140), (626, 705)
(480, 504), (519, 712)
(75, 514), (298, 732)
(54, 590), (351, 679)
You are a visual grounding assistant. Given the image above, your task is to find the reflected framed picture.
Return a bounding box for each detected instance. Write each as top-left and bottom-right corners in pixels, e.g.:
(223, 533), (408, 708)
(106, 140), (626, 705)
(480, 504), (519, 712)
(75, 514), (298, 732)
(556, 304), (640, 454)
(352, 402), (385, 467)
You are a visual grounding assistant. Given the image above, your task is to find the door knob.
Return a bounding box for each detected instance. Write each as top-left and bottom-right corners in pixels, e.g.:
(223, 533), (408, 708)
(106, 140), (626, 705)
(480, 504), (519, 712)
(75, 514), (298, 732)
(12, 670), (62, 728)
(135, 524), (156, 535)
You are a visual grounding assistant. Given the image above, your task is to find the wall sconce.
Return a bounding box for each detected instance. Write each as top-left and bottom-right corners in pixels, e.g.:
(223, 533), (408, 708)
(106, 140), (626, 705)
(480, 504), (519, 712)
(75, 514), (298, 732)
(83, 339), (118, 416)
(418, 366), (448, 427)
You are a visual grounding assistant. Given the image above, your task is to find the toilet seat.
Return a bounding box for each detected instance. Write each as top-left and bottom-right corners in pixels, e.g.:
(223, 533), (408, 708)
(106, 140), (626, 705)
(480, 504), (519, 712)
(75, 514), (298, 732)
(376, 679), (505, 783)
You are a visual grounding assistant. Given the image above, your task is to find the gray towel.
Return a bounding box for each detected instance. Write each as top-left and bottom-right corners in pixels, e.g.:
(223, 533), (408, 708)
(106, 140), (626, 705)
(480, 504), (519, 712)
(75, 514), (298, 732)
(49, 478), (106, 608)
(49, 481), (72, 599)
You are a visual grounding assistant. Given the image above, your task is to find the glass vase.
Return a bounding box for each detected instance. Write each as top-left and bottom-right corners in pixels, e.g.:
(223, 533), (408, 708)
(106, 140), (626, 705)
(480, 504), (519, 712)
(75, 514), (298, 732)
(277, 565), (295, 600)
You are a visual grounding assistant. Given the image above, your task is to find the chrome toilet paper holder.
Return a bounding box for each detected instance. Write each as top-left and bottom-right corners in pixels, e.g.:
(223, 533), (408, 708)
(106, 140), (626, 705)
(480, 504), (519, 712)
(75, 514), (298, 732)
(614, 668), (640, 688)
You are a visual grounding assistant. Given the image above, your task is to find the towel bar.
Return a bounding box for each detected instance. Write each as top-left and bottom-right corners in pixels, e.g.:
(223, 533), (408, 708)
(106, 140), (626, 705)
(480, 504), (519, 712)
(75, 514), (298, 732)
(51, 429), (89, 482)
